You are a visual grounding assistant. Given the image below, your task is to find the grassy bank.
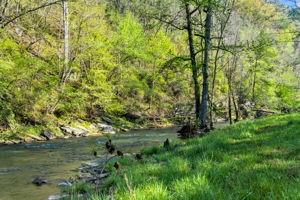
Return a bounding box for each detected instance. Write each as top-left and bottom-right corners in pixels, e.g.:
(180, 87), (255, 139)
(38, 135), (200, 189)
(68, 113), (300, 200)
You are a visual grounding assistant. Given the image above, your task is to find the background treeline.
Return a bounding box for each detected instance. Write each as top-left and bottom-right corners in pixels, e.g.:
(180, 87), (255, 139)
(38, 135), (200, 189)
(0, 0), (299, 137)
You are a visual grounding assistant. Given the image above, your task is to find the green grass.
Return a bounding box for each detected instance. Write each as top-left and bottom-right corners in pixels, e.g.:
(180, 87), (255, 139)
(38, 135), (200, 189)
(69, 113), (300, 200)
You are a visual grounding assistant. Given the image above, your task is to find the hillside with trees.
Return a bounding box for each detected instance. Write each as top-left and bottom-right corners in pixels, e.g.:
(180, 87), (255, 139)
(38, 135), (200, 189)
(0, 0), (299, 139)
(0, 1), (299, 200)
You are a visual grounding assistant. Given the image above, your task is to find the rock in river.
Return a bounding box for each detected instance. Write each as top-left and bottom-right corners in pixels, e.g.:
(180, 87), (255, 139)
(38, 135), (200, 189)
(32, 177), (48, 186)
(97, 123), (116, 134)
(58, 180), (72, 187)
(41, 131), (55, 140)
(60, 126), (89, 137)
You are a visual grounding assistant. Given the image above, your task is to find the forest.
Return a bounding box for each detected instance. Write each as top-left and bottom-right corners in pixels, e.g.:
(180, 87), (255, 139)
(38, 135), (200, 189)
(0, 0), (299, 200)
(0, 0), (299, 141)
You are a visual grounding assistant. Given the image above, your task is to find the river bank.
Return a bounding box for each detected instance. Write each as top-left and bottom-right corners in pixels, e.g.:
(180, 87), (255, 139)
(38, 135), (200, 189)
(0, 127), (178, 200)
(0, 116), (175, 145)
(0, 123), (109, 145)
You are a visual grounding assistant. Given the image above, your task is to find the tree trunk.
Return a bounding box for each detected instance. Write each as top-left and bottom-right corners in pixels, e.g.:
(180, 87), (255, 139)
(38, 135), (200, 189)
(227, 59), (233, 125)
(61, 0), (70, 83)
(252, 58), (257, 105)
(228, 83), (233, 125)
(185, 3), (201, 123)
(209, 3), (234, 128)
(210, 51), (219, 129)
(232, 90), (239, 122)
(49, 0), (69, 114)
(232, 54), (239, 122)
(200, 4), (212, 128)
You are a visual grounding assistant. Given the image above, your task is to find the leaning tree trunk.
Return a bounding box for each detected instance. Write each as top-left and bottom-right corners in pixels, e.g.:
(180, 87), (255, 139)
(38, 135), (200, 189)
(200, 4), (212, 128)
(185, 3), (201, 123)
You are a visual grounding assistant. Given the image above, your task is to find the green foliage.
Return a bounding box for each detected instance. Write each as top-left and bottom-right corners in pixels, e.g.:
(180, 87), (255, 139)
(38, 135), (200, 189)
(0, 0), (299, 140)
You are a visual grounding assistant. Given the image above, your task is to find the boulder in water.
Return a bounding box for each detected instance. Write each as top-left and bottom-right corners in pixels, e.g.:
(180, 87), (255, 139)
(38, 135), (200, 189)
(32, 177), (47, 186)
(97, 123), (116, 134)
(60, 126), (89, 137)
(58, 180), (72, 187)
(41, 131), (55, 140)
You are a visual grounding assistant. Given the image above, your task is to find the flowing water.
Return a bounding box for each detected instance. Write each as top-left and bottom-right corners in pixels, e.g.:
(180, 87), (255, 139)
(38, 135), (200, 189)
(0, 128), (178, 200)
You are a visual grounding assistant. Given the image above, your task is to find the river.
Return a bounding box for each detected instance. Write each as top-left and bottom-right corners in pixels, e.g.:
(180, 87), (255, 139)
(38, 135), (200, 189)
(0, 127), (178, 200)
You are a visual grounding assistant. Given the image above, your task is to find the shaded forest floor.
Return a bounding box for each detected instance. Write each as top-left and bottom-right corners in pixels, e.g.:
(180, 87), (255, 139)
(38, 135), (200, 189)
(66, 113), (300, 200)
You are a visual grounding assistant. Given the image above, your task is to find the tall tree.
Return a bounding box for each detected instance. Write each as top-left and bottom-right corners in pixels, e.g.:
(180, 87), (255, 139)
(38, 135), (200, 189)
(61, 0), (70, 83)
(200, 1), (212, 128)
(184, 2), (201, 122)
(209, 0), (235, 128)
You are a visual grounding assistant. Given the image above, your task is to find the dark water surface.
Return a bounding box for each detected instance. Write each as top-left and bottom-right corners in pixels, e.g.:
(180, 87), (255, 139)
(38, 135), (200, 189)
(0, 128), (178, 200)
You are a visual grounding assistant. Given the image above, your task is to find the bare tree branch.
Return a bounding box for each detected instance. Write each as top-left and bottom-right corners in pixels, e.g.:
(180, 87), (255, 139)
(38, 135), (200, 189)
(0, 0), (61, 28)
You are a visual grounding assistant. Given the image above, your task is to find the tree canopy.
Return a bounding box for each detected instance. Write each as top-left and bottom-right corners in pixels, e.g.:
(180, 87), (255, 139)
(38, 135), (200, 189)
(0, 0), (299, 137)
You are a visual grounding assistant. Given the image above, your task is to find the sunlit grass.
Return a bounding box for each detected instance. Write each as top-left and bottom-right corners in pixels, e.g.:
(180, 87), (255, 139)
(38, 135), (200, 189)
(68, 113), (300, 200)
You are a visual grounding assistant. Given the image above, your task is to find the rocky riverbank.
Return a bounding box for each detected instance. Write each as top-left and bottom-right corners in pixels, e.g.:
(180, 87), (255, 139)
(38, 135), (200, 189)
(47, 156), (113, 200)
(49, 151), (148, 200)
(0, 122), (119, 145)
(0, 116), (175, 145)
